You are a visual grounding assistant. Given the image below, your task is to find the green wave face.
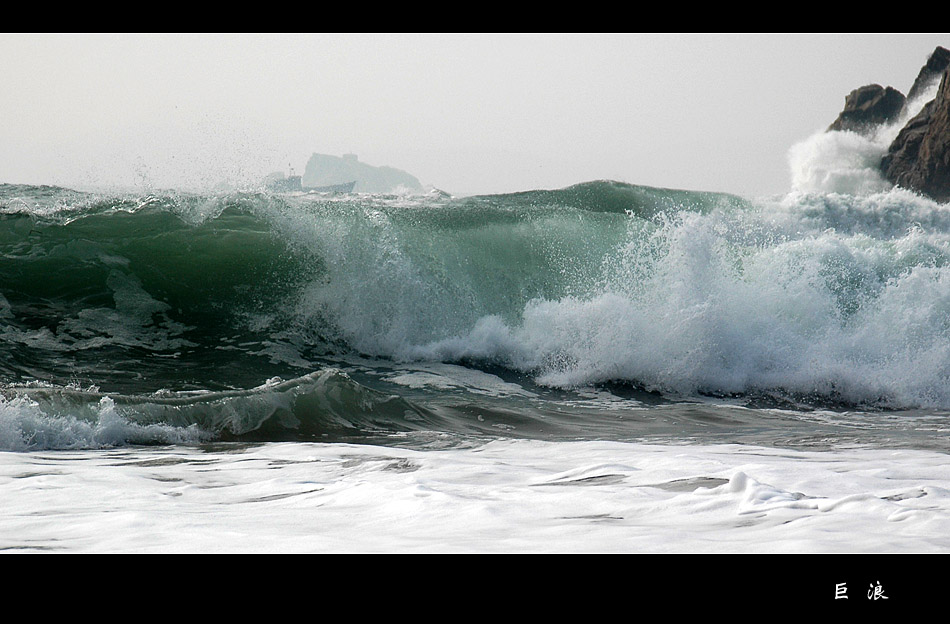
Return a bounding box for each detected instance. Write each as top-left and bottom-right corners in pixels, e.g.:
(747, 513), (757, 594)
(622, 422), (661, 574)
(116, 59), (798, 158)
(0, 180), (749, 444)
(5, 179), (950, 447)
(0, 181), (744, 392)
(0, 194), (311, 392)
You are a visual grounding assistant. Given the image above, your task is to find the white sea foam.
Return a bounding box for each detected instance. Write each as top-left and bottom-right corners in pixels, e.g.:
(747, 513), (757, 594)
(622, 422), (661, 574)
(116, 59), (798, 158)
(788, 129), (894, 196)
(2, 439), (947, 553)
(0, 393), (210, 451)
(787, 79), (940, 197)
(360, 191), (950, 409)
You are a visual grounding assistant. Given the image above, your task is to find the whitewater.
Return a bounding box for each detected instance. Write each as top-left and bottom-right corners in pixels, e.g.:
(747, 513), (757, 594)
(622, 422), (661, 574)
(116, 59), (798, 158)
(3, 90), (950, 559)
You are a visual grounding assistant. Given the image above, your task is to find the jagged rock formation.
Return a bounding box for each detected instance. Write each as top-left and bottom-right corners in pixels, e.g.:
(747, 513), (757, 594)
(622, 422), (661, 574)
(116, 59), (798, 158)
(302, 153), (423, 194)
(881, 68), (950, 202)
(829, 46), (950, 202)
(881, 47), (950, 203)
(906, 45), (950, 103)
(827, 84), (905, 134)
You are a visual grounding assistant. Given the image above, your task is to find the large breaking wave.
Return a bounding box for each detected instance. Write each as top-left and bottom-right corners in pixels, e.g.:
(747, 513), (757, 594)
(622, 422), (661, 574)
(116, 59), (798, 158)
(2, 176), (950, 448)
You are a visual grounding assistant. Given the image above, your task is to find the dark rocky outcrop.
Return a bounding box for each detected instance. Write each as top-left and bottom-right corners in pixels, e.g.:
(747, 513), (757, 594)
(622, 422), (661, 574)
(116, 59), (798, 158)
(827, 84), (906, 134)
(828, 46), (950, 202)
(882, 67), (950, 202)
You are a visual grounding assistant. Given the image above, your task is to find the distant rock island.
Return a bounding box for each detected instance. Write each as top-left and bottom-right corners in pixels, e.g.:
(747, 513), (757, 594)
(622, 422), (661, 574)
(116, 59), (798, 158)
(266, 154), (423, 194)
(827, 45), (950, 202)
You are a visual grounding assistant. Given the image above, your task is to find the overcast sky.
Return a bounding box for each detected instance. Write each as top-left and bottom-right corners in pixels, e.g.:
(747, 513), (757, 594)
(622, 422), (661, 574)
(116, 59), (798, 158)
(1, 33), (948, 197)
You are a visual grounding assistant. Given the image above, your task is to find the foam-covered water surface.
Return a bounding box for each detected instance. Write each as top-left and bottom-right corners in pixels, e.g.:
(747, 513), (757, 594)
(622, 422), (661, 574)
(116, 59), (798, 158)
(3, 439), (948, 553)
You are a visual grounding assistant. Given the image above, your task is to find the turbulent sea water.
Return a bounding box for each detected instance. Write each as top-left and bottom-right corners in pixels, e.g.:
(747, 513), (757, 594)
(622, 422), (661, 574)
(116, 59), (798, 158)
(4, 160), (950, 555)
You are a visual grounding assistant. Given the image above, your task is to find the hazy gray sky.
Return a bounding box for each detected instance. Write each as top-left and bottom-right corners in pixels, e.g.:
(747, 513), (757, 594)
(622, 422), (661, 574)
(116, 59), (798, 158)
(1, 33), (948, 196)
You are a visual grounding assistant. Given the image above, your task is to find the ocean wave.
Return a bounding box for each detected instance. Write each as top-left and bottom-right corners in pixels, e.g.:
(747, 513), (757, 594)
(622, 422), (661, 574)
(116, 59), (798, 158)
(0, 369), (443, 450)
(2, 180), (950, 417)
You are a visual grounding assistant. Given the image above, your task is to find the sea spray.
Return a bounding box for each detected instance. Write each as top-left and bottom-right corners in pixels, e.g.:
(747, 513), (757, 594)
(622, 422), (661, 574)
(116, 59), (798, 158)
(788, 77), (941, 197)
